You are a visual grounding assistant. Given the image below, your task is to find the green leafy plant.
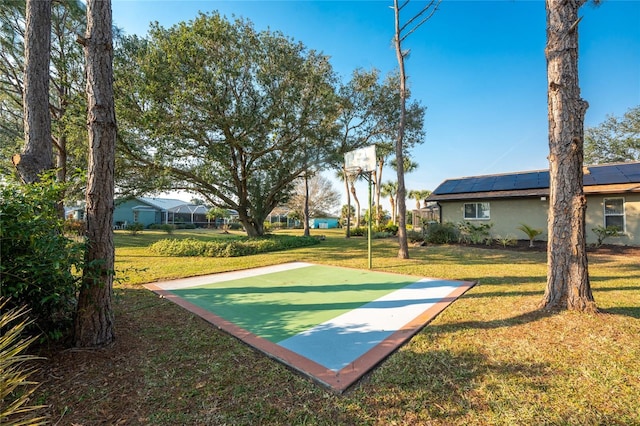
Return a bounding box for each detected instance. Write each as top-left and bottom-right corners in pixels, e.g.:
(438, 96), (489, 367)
(1, 179), (84, 341)
(125, 222), (145, 235)
(458, 221), (493, 245)
(496, 234), (517, 247)
(424, 222), (459, 244)
(517, 223), (543, 248)
(592, 225), (621, 247)
(0, 299), (47, 425)
(149, 235), (320, 257)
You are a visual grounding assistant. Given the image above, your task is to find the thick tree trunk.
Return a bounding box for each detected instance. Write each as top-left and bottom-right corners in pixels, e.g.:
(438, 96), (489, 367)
(13, 0), (52, 184)
(540, 0), (596, 312)
(75, 0), (116, 347)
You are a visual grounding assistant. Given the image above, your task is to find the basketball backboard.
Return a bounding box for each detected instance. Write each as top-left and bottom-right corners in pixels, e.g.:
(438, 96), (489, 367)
(344, 145), (376, 173)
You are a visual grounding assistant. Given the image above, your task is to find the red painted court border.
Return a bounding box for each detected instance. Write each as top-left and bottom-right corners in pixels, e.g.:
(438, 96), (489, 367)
(144, 274), (476, 393)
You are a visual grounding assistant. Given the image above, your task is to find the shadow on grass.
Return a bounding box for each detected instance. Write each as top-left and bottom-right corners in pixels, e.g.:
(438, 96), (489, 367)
(599, 307), (640, 319)
(430, 309), (556, 332)
(369, 347), (551, 422)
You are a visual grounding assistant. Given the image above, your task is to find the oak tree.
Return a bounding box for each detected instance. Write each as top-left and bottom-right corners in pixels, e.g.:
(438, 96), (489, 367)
(115, 13), (339, 237)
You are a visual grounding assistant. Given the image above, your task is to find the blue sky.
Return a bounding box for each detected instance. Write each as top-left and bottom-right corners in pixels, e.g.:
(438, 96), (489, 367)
(112, 0), (640, 208)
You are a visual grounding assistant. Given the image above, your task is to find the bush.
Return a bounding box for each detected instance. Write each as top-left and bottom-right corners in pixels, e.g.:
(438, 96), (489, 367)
(383, 222), (399, 236)
(424, 222), (459, 244)
(63, 219), (85, 237)
(125, 222), (145, 235)
(349, 227), (366, 237)
(228, 222), (243, 231)
(592, 225), (620, 247)
(407, 230), (424, 243)
(148, 223), (176, 234)
(149, 235), (320, 257)
(458, 221), (493, 245)
(1, 179), (84, 342)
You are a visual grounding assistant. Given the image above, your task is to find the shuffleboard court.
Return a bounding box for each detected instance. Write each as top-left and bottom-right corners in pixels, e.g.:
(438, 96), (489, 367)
(144, 262), (475, 392)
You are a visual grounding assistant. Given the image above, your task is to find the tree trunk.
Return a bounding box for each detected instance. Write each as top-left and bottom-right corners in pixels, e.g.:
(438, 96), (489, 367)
(303, 173), (310, 237)
(540, 0), (596, 312)
(13, 0), (52, 184)
(74, 0), (116, 347)
(351, 182), (361, 228)
(344, 166), (351, 238)
(393, 0), (409, 259)
(389, 196), (396, 224)
(375, 159), (383, 227)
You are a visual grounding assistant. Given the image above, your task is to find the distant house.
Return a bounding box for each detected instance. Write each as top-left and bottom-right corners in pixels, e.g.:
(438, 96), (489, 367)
(426, 161), (640, 246)
(113, 197), (230, 228)
(309, 217), (340, 229)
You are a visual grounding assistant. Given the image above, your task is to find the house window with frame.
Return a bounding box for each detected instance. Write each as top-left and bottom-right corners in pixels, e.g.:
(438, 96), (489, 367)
(603, 197), (625, 231)
(464, 202), (490, 220)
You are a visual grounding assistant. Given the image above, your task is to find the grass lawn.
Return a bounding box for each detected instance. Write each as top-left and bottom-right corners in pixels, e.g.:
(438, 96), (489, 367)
(33, 228), (640, 425)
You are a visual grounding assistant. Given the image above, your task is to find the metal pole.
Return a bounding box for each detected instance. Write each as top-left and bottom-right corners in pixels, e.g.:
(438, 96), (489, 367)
(368, 171), (372, 269)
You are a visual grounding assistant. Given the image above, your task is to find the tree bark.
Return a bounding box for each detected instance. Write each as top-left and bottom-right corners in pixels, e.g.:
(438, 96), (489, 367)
(351, 182), (361, 228)
(540, 0), (596, 312)
(393, 0), (410, 259)
(303, 172), (310, 237)
(75, 0), (116, 347)
(344, 166), (352, 238)
(13, 0), (52, 184)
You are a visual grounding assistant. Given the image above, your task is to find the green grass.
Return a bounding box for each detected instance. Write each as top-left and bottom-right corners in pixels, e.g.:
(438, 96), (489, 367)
(35, 228), (640, 425)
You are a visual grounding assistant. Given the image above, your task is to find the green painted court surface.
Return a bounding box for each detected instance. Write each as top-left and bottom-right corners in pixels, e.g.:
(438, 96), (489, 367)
(171, 265), (419, 343)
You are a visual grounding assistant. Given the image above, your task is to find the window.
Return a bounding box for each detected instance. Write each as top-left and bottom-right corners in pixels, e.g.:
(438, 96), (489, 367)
(464, 202), (490, 220)
(603, 198), (625, 231)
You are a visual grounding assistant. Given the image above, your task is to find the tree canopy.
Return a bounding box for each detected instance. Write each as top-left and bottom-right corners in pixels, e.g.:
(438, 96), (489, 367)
(584, 105), (640, 164)
(115, 13), (340, 236)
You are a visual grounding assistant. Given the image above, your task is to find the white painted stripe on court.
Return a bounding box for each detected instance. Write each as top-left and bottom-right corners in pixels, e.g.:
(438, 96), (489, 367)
(151, 262), (312, 290)
(277, 278), (461, 371)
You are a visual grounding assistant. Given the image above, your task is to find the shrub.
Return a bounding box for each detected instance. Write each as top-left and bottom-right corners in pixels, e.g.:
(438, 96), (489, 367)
(495, 234), (517, 247)
(148, 223), (176, 234)
(149, 235), (320, 257)
(63, 219), (85, 237)
(0, 299), (46, 425)
(407, 230), (424, 243)
(592, 225), (620, 247)
(1, 179), (84, 342)
(424, 222), (458, 244)
(383, 222), (399, 236)
(349, 227), (366, 237)
(125, 222), (144, 235)
(458, 221), (493, 245)
(228, 222), (243, 231)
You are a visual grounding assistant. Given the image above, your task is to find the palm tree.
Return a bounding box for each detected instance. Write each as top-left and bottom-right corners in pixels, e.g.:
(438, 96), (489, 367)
(517, 223), (543, 248)
(408, 189), (431, 210)
(381, 181), (399, 224)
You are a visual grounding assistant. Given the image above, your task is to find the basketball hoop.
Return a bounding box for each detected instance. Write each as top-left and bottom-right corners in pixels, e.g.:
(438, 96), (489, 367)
(345, 166), (362, 185)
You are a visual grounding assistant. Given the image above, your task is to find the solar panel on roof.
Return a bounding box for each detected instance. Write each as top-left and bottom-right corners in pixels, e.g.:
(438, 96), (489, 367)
(492, 175), (517, 190)
(453, 179), (477, 192)
(433, 180), (459, 195)
(470, 176), (497, 192)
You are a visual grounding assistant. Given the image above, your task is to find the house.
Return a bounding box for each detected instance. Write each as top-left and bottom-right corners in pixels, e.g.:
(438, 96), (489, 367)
(309, 217), (340, 229)
(426, 161), (640, 246)
(113, 197), (212, 228)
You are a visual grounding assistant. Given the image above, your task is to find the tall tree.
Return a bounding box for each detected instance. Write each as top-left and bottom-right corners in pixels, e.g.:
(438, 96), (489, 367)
(12, 0), (52, 183)
(115, 13), (339, 237)
(408, 189), (431, 210)
(392, 0), (438, 259)
(540, 0), (596, 312)
(74, 0), (116, 347)
(1, 0), (87, 197)
(584, 105), (640, 164)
